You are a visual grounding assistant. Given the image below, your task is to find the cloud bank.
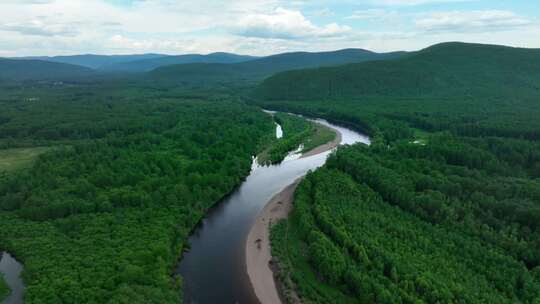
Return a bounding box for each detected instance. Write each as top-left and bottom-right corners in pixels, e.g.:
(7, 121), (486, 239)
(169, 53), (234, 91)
(0, 0), (538, 56)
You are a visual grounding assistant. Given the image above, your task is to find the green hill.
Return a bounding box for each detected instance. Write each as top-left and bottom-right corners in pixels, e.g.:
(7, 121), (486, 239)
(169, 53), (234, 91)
(256, 42), (540, 100)
(15, 54), (167, 69)
(148, 49), (406, 85)
(261, 42), (540, 303)
(0, 58), (94, 81)
(100, 52), (258, 72)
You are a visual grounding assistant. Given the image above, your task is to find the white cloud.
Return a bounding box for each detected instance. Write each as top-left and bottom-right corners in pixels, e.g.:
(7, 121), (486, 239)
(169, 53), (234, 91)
(416, 10), (532, 33)
(0, 0), (539, 57)
(346, 9), (396, 20)
(234, 7), (351, 39)
(311, 8), (335, 18)
(365, 0), (473, 6)
(1, 17), (80, 37)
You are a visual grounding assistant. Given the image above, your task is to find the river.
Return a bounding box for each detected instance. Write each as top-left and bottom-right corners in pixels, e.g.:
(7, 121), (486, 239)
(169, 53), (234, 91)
(176, 113), (370, 304)
(0, 252), (24, 304)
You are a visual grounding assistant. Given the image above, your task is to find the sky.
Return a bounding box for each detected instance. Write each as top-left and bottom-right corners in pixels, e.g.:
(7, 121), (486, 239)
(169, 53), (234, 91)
(0, 0), (539, 57)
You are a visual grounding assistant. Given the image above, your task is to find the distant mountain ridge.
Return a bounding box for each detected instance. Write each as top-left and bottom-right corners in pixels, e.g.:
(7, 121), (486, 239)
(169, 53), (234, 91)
(148, 48), (407, 84)
(11, 54), (167, 69)
(255, 42), (540, 100)
(0, 58), (94, 81)
(1, 48), (408, 82)
(100, 52), (259, 72)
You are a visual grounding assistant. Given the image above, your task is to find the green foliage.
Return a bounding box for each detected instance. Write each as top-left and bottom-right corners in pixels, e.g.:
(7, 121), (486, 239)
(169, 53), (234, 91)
(256, 42), (540, 101)
(259, 113), (314, 164)
(259, 113), (336, 164)
(273, 166), (540, 303)
(0, 58), (93, 81)
(0, 83), (275, 303)
(262, 42), (540, 303)
(0, 273), (9, 302)
(300, 122), (337, 154)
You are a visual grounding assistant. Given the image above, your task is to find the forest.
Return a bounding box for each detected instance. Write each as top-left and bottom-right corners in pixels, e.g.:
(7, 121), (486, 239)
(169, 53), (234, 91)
(0, 274), (8, 302)
(260, 42), (540, 303)
(0, 41), (539, 303)
(0, 82), (282, 303)
(258, 112), (335, 165)
(266, 99), (540, 302)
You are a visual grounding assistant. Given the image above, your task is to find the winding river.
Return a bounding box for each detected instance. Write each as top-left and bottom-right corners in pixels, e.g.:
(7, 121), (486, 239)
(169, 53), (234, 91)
(0, 113), (368, 304)
(176, 113), (370, 304)
(0, 252), (24, 304)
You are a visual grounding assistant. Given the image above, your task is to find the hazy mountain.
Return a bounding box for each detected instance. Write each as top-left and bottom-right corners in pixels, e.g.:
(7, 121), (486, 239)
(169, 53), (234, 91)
(0, 58), (94, 81)
(12, 54), (168, 69)
(100, 52), (259, 72)
(148, 49), (407, 84)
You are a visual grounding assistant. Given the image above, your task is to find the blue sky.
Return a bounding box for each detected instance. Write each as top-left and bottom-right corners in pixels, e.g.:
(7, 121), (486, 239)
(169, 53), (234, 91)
(0, 0), (539, 56)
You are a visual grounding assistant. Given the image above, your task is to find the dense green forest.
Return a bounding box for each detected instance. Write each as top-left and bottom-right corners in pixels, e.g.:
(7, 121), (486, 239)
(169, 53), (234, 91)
(2, 41), (540, 303)
(256, 42), (540, 100)
(0, 59), (94, 81)
(0, 82), (280, 303)
(0, 273), (8, 302)
(260, 42), (540, 303)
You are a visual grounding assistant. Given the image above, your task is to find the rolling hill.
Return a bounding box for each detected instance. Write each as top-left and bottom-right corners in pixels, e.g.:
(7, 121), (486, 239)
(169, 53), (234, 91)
(0, 58), (94, 81)
(148, 48), (407, 84)
(14, 54), (167, 69)
(100, 52), (258, 72)
(255, 42), (540, 100)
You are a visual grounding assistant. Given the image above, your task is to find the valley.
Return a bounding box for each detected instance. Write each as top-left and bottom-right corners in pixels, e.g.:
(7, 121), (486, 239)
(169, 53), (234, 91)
(0, 41), (539, 304)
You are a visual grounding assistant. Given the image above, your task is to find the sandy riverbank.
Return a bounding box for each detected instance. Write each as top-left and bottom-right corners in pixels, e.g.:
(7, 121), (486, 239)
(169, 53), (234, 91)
(246, 123), (342, 304)
(300, 127), (341, 159)
(245, 180), (301, 304)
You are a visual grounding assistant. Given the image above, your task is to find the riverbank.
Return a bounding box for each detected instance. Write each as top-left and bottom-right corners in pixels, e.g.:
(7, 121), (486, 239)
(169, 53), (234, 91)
(245, 179), (301, 304)
(0, 252), (24, 304)
(246, 124), (342, 304)
(301, 125), (341, 158)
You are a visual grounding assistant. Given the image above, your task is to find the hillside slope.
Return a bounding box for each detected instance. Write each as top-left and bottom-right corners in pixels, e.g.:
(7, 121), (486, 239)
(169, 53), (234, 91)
(15, 54), (167, 69)
(256, 42), (540, 100)
(0, 59), (94, 81)
(261, 42), (540, 304)
(101, 52), (258, 72)
(148, 49), (406, 84)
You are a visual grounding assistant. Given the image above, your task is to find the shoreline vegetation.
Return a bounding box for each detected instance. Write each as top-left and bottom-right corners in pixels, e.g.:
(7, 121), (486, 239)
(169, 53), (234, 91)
(0, 90), (282, 303)
(252, 43), (540, 303)
(258, 113), (337, 165)
(246, 122), (342, 304)
(0, 273), (9, 303)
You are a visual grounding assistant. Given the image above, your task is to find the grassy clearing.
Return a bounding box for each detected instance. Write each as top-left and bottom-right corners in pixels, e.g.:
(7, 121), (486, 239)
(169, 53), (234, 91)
(0, 147), (53, 173)
(301, 123), (336, 153)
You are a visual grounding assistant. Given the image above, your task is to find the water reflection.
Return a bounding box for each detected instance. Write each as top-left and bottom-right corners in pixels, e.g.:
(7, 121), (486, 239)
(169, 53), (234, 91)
(176, 115), (369, 304)
(0, 252), (24, 304)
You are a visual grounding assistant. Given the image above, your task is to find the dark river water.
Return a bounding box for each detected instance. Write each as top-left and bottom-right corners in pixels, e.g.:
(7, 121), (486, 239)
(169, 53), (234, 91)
(0, 114), (368, 304)
(176, 115), (369, 304)
(0, 252), (24, 304)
